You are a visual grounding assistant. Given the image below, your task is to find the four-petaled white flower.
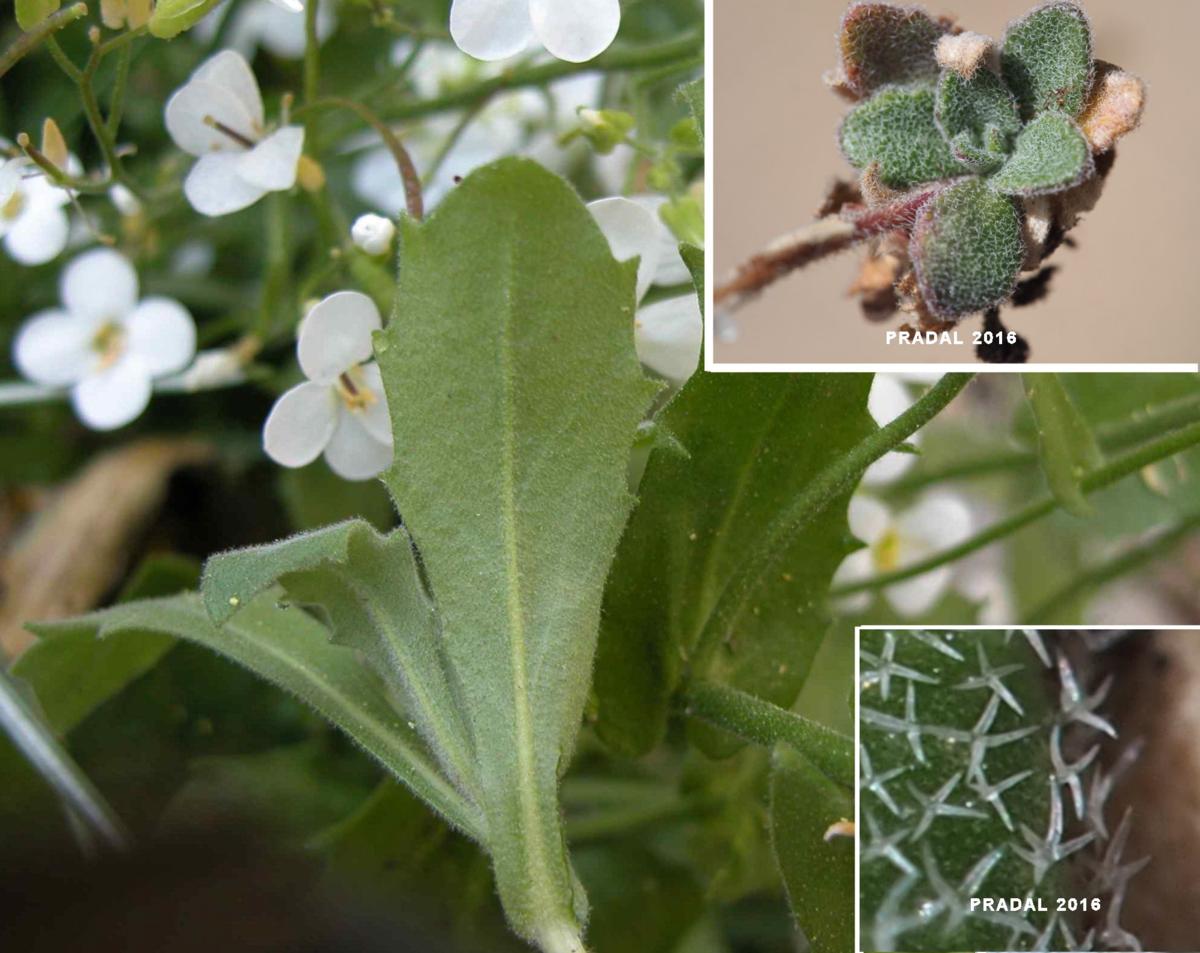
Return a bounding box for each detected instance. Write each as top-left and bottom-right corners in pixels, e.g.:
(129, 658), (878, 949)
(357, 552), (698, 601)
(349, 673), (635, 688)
(13, 249), (196, 430)
(833, 492), (973, 616)
(165, 50), (304, 216)
(0, 156), (72, 265)
(194, 0), (336, 60)
(351, 213), (395, 256)
(588, 196), (702, 384)
(263, 291), (394, 481)
(450, 0), (619, 63)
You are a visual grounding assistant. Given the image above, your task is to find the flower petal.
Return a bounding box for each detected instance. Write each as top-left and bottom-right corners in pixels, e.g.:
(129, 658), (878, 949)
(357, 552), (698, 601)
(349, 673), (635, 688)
(71, 354), (153, 431)
(0, 158), (20, 206)
(191, 50), (265, 132)
(125, 297), (197, 376)
(263, 381), (338, 467)
(13, 308), (94, 385)
(236, 125), (304, 191)
(184, 153), (268, 216)
(629, 194), (692, 286)
(897, 492), (973, 551)
(588, 197), (661, 303)
(886, 567), (951, 617)
(353, 361), (394, 445)
(449, 0), (534, 61)
(530, 0), (620, 63)
(165, 80), (263, 158)
(323, 412), (393, 480)
(831, 549), (874, 615)
(297, 291), (382, 382)
(634, 294), (701, 383)
(847, 494), (891, 546)
(4, 205), (69, 265)
(62, 248), (139, 323)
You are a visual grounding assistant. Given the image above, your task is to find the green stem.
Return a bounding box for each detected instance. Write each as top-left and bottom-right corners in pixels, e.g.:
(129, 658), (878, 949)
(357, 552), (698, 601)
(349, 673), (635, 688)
(371, 32), (701, 123)
(888, 391), (1200, 495)
(694, 374), (974, 667)
(1022, 512), (1200, 622)
(0, 670), (131, 853)
(683, 681), (853, 788)
(258, 192), (291, 338)
(0, 3), (87, 80)
(105, 38), (133, 138)
(833, 419), (1200, 597)
(303, 0), (320, 109)
(301, 97), (423, 220)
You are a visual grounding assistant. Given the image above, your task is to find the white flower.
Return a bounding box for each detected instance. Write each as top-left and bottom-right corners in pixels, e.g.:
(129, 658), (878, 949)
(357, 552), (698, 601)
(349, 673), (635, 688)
(194, 0), (335, 59)
(861, 375), (920, 486)
(588, 196), (701, 383)
(351, 213), (395, 256)
(0, 157), (71, 265)
(263, 291), (393, 480)
(450, 0), (619, 63)
(12, 249), (196, 430)
(165, 50), (305, 216)
(832, 493), (973, 616)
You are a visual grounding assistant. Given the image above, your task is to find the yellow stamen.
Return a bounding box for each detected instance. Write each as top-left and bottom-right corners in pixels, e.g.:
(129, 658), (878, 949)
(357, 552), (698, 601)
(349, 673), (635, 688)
(873, 528), (902, 573)
(91, 321), (126, 369)
(1, 189), (25, 221)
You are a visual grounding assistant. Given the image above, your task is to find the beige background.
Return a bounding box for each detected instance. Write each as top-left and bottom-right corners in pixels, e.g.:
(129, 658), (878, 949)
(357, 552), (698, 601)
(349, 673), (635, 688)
(713, 0), (1199, 365)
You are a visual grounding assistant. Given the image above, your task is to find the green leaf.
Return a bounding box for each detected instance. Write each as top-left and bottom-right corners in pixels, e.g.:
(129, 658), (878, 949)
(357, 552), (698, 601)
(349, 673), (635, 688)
(377, 157), (657, 948)
(910, 179), (1024, 318)
(10, 553), (197, 735)
(838, 3), (945, 97)
(840, 86), (967, 188)
(988, 110), (1093, 196)
(677, 78), (704, 144)
(593, 374), (874, 758)
(30, 593), (483, 842)
(276, 463), (395, 533)
(1023, 374), (1105, 519)
(15, 0), (60, 30)
(935, 68), (1020, 163)
(201, 520), (479, 801)
(769, 745), (853, 953)
(1001, 1), (1093, 119)
(148, 0), (224, 37)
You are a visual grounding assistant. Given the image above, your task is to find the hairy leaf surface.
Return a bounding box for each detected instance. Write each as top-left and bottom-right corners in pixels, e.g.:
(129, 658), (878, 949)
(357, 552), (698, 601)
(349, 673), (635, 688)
(377, 157), (656, 945)
(840, 86), (967, 188)
(770, 745), (853, 953)
(911, 179), (1023, 318)
(989, 110), (1093, 196)
(1023, 373), (1103, 519)
(593, 374), (874, 758)
(30, 593), (483, 841)
(1001, 1), (1093, 119)
(839, 3), (945, 97)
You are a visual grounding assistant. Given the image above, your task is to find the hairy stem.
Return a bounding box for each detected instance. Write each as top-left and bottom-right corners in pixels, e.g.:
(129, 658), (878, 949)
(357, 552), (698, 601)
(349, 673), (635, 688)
(0, 3), (87, 80)
(834, 419), (1200, 597)
(683, 680), (853, 788)
(694, 374), (974, 666)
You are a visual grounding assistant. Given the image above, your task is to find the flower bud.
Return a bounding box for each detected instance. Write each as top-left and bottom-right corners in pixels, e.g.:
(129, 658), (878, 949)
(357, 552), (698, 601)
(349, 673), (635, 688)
(351, 213), (396, 256)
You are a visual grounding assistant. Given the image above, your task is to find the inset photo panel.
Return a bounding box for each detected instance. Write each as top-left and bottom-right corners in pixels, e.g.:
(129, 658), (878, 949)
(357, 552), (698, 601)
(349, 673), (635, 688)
(712, 1), (1200, 368)
(856, 626), (1200, 952)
